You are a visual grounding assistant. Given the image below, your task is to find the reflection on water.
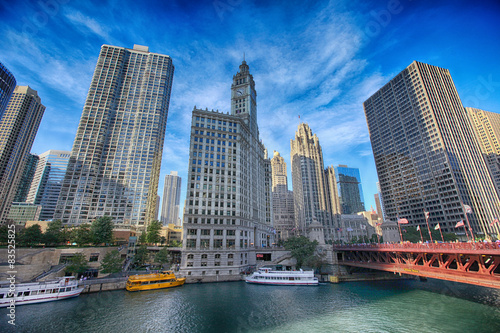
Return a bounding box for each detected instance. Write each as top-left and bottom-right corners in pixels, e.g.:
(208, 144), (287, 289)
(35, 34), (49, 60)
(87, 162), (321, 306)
(1, 279), (499, 333)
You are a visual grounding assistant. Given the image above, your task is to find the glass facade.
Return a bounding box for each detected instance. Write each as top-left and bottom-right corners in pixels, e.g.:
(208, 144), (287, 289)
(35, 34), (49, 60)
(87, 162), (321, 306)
(334, 165), (365, 214)
(27, 150), (70, 221)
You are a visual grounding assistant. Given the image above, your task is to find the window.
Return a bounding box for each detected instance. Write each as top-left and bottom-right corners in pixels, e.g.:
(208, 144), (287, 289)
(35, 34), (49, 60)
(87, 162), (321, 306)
(187, 254), (194, 259)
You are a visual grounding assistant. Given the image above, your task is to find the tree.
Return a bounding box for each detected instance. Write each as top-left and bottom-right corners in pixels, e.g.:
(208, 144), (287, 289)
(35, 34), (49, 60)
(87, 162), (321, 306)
(160, 236), (167, 245)
(138, 232), (147, 244)
(91, 216), (114, 245)
(0, 225), (8, 245)
(18, 224), (43, 247)
(100, 250), (123, 274)
(146, 220), (162, 244)
(154, 247), (171, 268)
(65, 253), (89, 276)
(43, 220), (64, 246)
(283, 236), (318, 269)
(71, 224), (93, 247)
(133, 245), (149, 268)
(168, 240), (182, 247)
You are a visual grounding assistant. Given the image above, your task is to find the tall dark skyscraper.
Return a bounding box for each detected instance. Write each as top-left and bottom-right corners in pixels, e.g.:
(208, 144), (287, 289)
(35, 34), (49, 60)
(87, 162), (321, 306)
(0, 61), (16, 120)
(334, 165), (365, 214)
(364, 61), (500, 237)
(55, 44), (174, 227)
(13, 154), (39, 203)
(0, 86), (45, 223)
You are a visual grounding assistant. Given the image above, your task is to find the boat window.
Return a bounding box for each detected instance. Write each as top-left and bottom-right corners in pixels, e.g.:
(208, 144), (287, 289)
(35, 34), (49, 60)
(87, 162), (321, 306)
(46, 289), (52, 293)
(39, 290), (45, 294)
(17, 292), (23, 297)
(54, 289), (59, 293)
(0, 293), (3, 298)
(24, 291), (30, 296)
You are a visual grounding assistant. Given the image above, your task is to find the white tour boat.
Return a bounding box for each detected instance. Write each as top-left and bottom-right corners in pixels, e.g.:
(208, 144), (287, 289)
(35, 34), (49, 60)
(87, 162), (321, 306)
(0, 276), (84, 307)
(245, 267), (318, 286)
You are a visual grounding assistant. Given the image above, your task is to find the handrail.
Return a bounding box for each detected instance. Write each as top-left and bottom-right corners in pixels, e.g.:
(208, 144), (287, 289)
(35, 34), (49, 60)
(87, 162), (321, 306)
(333, 241), (500, 252)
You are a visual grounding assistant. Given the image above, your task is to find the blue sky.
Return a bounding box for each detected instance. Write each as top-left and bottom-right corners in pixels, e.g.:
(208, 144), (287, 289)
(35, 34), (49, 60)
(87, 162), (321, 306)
(1, 0), (500, 217)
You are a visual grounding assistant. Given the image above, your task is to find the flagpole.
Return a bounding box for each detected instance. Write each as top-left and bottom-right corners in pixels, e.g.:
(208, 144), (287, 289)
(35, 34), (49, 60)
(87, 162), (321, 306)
(397, 218), (404, 243)
(424, 210), (433, 242)
(418, 226), (423, 243)
(462, 223), (470, 242)
(438, 224), (444, 242)
(463, 204), (475, 242)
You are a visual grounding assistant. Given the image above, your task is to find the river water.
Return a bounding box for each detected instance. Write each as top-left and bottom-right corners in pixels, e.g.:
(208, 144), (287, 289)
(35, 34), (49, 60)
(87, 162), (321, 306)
(1, 279), (500, 333)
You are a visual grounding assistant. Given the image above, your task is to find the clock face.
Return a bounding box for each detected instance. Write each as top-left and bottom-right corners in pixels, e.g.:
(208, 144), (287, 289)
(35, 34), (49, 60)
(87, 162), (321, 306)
(236, 89), (244, 96)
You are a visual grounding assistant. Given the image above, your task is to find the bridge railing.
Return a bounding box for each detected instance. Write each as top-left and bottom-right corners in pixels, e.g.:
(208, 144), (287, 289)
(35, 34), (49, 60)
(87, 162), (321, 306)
(333, 241), (500, 252)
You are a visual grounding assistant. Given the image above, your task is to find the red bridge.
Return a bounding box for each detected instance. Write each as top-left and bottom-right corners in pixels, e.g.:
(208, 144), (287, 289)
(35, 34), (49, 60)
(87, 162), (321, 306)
(333, 242), (500, 289)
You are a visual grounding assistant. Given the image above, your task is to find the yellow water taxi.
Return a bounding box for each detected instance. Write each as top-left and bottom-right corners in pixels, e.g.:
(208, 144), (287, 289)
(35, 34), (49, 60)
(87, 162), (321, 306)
(126, 271), (186, 291)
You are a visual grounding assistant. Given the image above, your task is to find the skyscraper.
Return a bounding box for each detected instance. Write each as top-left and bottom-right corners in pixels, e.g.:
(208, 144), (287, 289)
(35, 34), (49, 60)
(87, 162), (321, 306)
(27, 150), (70, 221)
(0, 61), (16, 120)
(290, 123), (334, 241)
(13, 154), (39, 203)
(466, 107), (500, 198)
(334, 165), (365, 214)
(270, 151), (295, 241)
(0, 86), (45, 223)
(181, 61), (275, 279)
(364, 61), (500, 236)
(55, 44), (174, 227)
(160, 171), (182, 226)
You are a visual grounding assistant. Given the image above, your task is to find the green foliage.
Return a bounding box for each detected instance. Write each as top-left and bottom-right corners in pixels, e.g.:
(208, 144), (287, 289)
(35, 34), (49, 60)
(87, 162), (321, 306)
(0, 225), (8, 244)
(91, 216), (114, 245)
(146, 220), (162, 244)
(160, 236), (167, 245)
(138, 232), (147, 245)
(65, 253), (89, 276)
(283, 236), (319, 269)
(100, 250), (123, 274)
(133, 245), (149, 267)
(168, 240), (182, 247)
(401, 226), (457, 243)
(43, 220), (64, 246)
(18, 224), (43, 247)
(71, 224), (93, 247)
(154, 247), (171, 267)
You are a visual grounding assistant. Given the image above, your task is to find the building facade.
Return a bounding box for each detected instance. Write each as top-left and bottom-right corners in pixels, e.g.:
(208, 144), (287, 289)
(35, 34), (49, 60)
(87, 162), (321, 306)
(160, 171), (182, 226)
(0, 86), (45, 224)
(13, 154), (39, 203)
(180, 61), (275, 278)
(270, 150), (295, 241)
(364, 61), (500, 237)
(7, 202), (42, 226)
(0, 61), (16, 120)
(466, 107), (500, 198)
(26, 150), (70, 221)
(334, 165), (365, 214)
(290, 123), (334, 241)
(55, 44), (174, 228)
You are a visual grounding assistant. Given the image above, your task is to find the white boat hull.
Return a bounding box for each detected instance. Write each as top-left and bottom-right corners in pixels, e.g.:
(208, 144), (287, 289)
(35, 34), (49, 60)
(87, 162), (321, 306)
(245, 268), (318, 286)
(0, 288), (84, 307)
(0, 276), (84, 308)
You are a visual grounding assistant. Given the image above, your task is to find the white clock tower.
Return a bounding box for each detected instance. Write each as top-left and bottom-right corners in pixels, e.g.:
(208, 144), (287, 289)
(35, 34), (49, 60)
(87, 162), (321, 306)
(231, 60), (258, 136)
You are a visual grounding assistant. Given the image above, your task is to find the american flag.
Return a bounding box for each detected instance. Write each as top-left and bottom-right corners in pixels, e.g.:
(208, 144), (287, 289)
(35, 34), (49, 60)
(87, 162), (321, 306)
(491, 218), (499, 225)
(398, 218), (409, 224)
(455, 220), (465, 228)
